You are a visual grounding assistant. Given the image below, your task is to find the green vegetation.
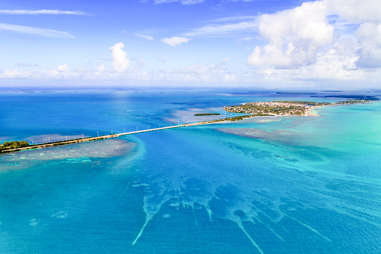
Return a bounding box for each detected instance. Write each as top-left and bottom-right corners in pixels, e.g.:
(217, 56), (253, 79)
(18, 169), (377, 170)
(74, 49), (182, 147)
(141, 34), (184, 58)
(223, 114), (271, 121)
(0, 141), (30, 152)
(208, 113), (272, 123)
(218, 115), (251, 122)
(224, 100), (373, 117)
(225, 102), (309, 116)
(194, 113), (221, 116)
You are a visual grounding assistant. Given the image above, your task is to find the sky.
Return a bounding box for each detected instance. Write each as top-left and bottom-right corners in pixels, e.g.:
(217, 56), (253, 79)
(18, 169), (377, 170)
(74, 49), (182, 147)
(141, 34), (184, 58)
(0, 0), (381, 89)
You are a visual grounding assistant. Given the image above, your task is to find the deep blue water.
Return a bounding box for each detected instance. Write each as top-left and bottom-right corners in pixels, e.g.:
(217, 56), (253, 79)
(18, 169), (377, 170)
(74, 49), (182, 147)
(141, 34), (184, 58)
(1, 88), (381, 253)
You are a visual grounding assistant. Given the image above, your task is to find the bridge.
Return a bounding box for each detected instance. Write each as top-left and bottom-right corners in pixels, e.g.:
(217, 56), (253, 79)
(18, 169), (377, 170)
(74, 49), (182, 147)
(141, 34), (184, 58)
(0, 120), (214, 154)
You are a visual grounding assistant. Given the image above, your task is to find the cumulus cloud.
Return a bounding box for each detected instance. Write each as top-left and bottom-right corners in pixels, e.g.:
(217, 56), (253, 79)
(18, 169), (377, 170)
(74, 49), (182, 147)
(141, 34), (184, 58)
(324, 0), (381, 68)
(0, 23), (74, 38)
(245, 0), (381, 84)
(324, 0), (381, 23)
(0, 9), (87, 15)
(248, 1), (333, 68)
(356, 23), (381, 67)
(162, 36), (190, 47)
(236, 0), (381, 86)
(259, 46), (363, 81)
(110, 42), (130, 72)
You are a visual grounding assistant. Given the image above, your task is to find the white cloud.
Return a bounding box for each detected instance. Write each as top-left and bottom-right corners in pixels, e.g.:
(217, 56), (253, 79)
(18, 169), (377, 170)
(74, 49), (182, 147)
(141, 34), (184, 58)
(153, 60), (237, 84)
(0, 23), (74, 38)
(0, 59), (239, 86)
(323, 0), (381, 68)
(324, 0), (381, 23)
(185, 20), (257, 37)
(0, 69), (29, 79)
(162, 36), (190, 47)
(258, 46), (363, 81)
(3, 0), (381, 88)
(356, 23), (381, 67)
(163, 16), (256, 46)
(96, 64), (105, 72)
(240, 36), (255, 41)
(0, 9), (86, 15)
(248, 1), (333, 68)
(209, 16), (256, 23)
(242, 0), (381, 85)
(136, 33), (154, 40)
(247, 0), (381, 81)
(153, 0), (205, 4)
(110, 42), (130, 72)
(57, 64), (69, 72)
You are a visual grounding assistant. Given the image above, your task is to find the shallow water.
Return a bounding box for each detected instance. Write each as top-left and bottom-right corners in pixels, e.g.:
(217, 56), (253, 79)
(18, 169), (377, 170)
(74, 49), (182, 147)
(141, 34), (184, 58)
(1, 89), (381, 253)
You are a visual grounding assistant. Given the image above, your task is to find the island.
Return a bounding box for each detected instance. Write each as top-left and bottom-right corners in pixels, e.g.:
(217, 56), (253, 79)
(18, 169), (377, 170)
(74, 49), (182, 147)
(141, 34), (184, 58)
(194, 113), (221, 116)
(224, 100), (372, 116)
(0, 141), (30, 153)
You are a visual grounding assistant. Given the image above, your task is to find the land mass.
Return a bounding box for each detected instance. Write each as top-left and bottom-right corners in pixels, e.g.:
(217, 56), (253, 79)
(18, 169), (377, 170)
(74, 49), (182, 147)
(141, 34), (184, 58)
(194, 113), (221, 116)
(0, 141), (30, 153)
(224, 100), (372, 116)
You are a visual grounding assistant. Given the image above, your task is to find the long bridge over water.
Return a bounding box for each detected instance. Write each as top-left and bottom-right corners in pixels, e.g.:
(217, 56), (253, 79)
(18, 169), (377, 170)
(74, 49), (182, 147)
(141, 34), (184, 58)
(0, 120), (215, 154)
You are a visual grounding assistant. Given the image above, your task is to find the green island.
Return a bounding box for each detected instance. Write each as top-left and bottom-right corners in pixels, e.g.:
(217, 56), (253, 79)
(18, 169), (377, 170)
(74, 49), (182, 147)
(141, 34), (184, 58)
(0, 141), (30, 153)
(224, 100), (373, 116)
(194, 113), (221, 116)
(208, 113), (273, 122)
(225, 102), (313, 116)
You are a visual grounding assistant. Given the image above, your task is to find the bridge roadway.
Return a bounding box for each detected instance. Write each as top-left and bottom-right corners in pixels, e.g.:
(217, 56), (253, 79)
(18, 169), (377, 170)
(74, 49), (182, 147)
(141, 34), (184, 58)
(0, 121), (212, 154)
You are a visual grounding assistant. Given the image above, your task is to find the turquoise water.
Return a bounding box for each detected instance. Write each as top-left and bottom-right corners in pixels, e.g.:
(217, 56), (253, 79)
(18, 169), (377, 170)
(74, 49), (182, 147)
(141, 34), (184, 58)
(1, 89), (381, 253)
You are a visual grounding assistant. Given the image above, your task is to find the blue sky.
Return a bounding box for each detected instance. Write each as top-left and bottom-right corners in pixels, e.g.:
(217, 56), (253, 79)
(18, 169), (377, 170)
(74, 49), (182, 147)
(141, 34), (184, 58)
(0, 0), (380, 89)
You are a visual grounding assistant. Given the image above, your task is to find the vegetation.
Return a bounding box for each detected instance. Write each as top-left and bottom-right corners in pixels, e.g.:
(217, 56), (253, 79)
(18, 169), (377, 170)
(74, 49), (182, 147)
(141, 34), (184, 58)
(224, 102), (310, 116)
(217, 115), (251, 122)
(0, 141), (30, 152)
(224, 99), (374, 117)
(223, 114), (271, 121)
(194, 113), (221, 116)
(207, 113), (272, 123)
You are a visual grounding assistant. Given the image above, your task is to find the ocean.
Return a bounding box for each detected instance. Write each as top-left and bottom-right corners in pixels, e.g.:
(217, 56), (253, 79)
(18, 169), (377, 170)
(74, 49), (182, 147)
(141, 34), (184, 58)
(0, 88), (381, 253)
